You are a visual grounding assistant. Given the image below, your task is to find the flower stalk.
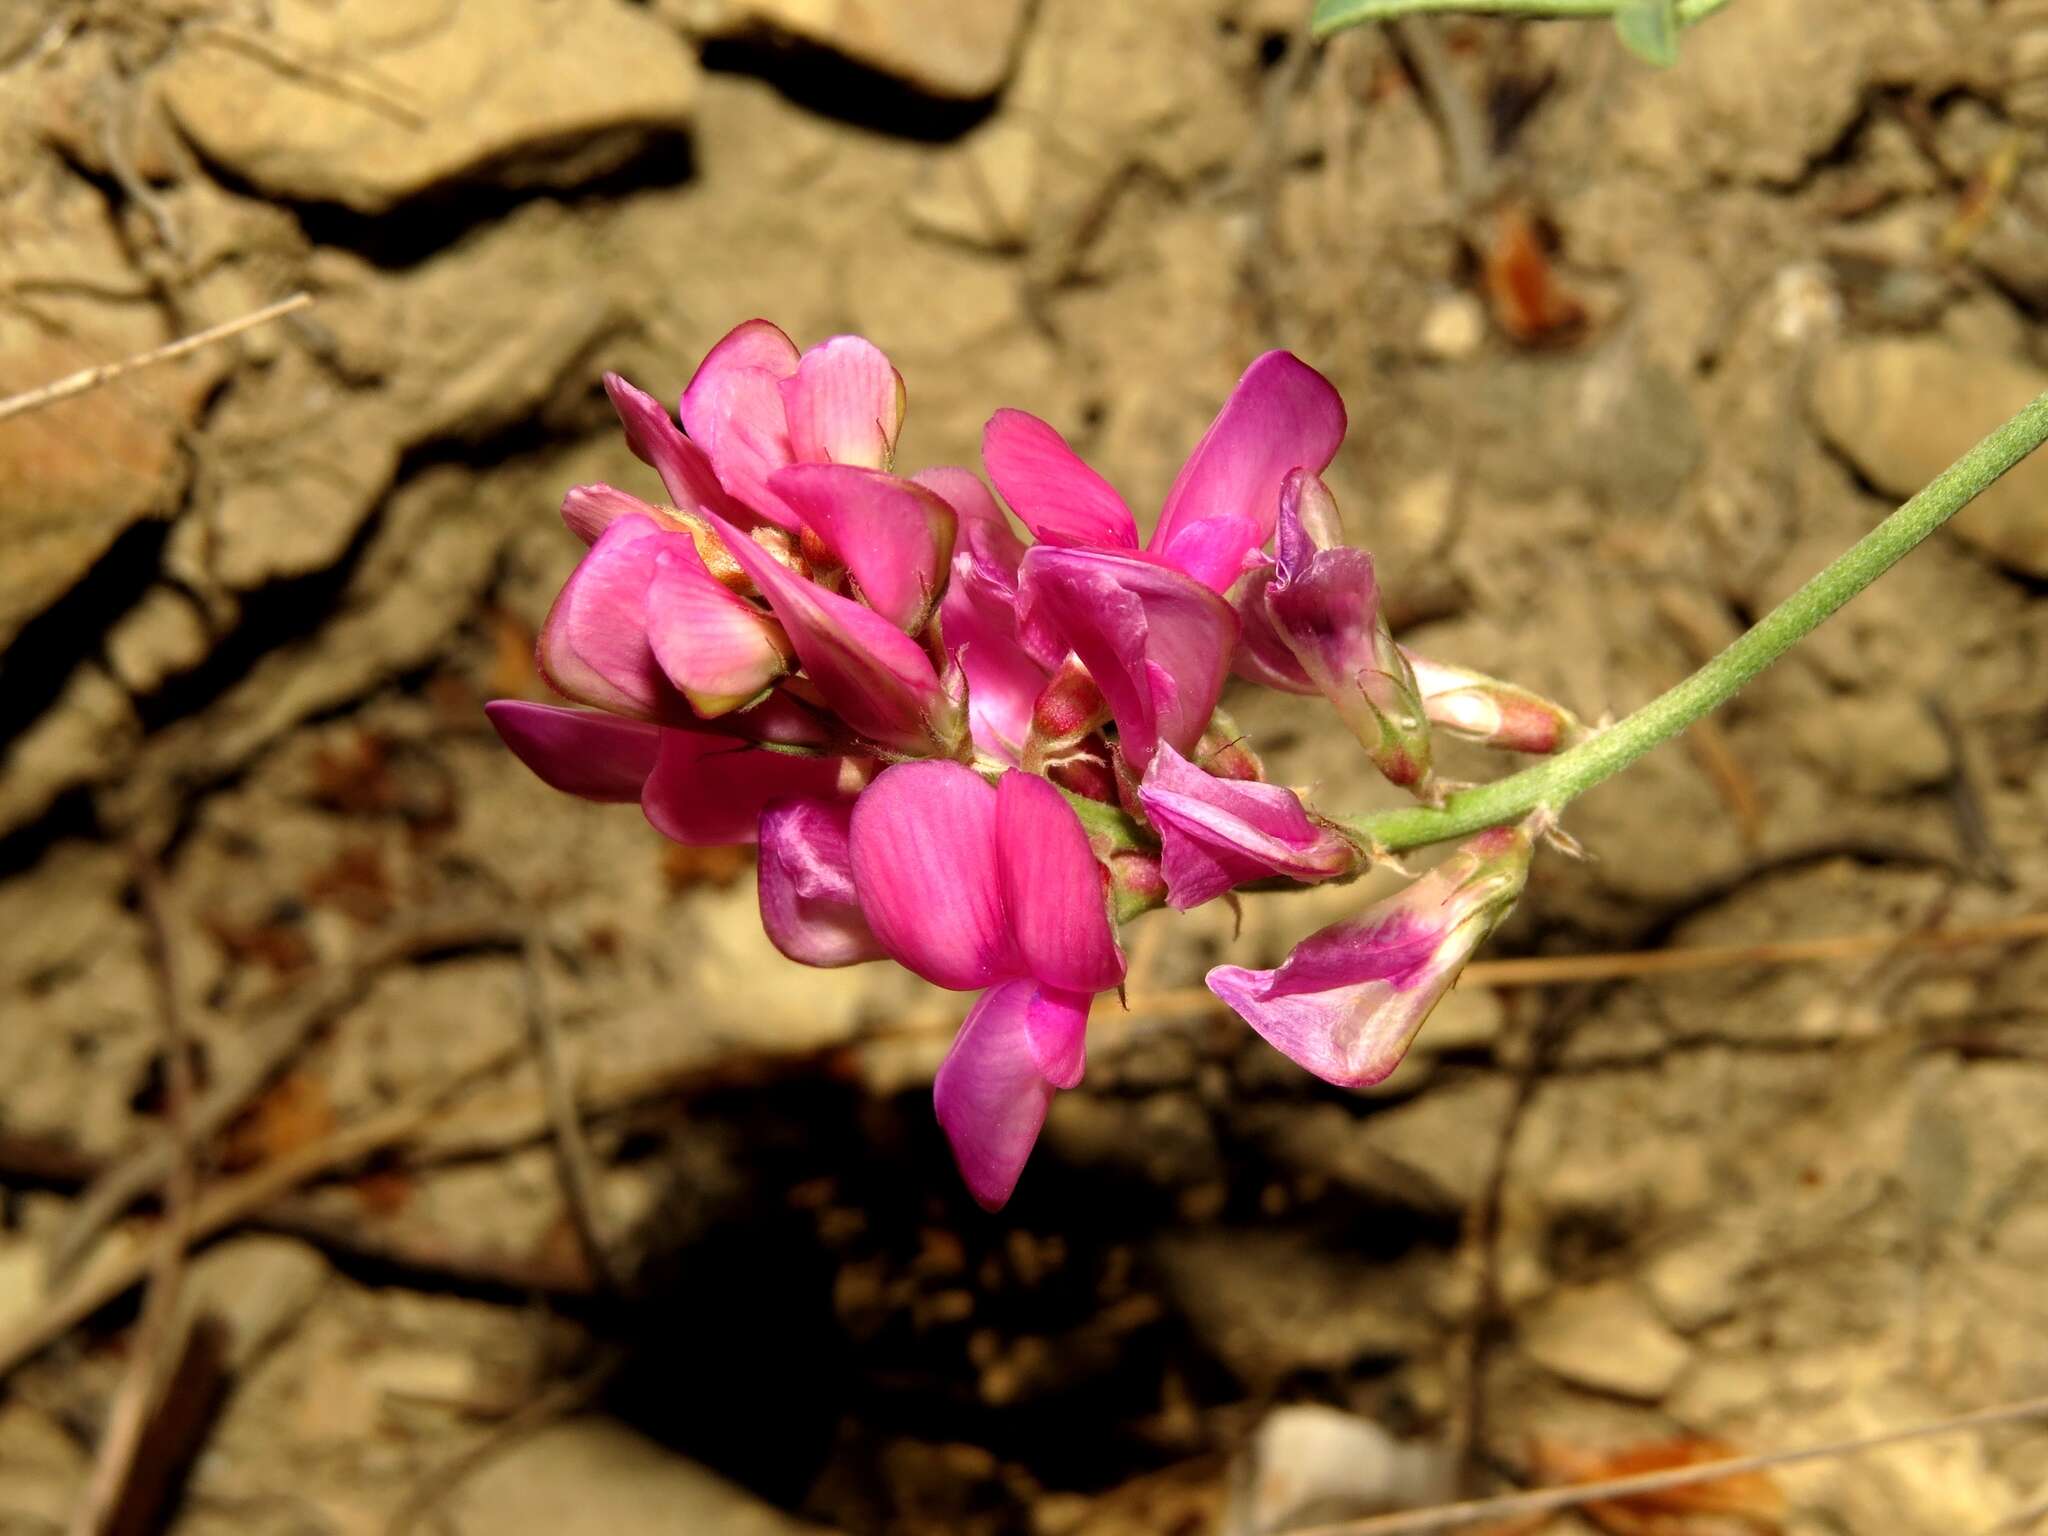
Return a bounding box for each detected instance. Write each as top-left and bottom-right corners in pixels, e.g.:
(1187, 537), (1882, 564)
(1346, 387), (2048, 855)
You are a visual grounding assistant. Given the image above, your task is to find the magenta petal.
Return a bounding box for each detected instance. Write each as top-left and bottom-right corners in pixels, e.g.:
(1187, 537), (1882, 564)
(687, 318), (802, 386)
(1207, 824), (1534, 1085)
(758, 796), (885, 967)
(780, 335), (905, 471)
(848, 762), (1017, 990)
(996, 771), (1124, 993)
(485, 700), (659, 802)
(1017, 547), (1237, 771)
(644, 543), (789, 716)
(561, 482), (660, 546)
(641, 730), (844, 846)
(771, 463), (957, 632)
(1227, 562), (1316, 693)
(918, 466), (1028, 597)
(1155, 512), (1262, 593)
(700, 508), (957, 756)
(1024, 984), (1090, 1090)
(602, 373), (749, 522)
(1137, 742), (1358, 910)
(982, 409), (1140, 551)
(536, 514), (678, 719)
(934, 978), (1059, 1210)
(1150, 351), (1346, 557)
(940, 577), (1045, 765)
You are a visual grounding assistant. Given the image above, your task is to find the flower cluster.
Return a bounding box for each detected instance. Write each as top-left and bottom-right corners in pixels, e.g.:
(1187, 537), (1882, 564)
(490, 321), (1584, 1209)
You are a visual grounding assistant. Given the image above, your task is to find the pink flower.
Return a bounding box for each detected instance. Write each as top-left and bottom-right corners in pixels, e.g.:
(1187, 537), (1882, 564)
(1015, 547), (1237, 773)
(922, 466), (1049, 766)
(1240, 470), (1433, 789)
(1206, 821), (1535, 1087)
(848, 762), (1125, 1208)
(485, 700), (849, 846)
(757, 797), (884, 966)
(982, 351), (1347, 593)
(1136, 742), (1364, 910)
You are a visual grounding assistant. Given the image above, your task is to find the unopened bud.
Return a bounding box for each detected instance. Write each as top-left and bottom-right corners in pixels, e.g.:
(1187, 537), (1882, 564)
(1403, 652), (1586, 755)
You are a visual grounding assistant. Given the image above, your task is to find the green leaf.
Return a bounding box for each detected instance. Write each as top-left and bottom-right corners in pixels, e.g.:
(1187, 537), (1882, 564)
(1613, 0), (1680, 64)
(1311, 0), (1427, 37)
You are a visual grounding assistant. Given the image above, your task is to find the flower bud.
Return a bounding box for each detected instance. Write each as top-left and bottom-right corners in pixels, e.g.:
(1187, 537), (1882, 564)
(1403, 651), (1587, 755)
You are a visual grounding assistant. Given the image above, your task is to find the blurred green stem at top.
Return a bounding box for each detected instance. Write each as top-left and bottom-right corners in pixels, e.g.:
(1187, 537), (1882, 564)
(1310, 0), (1732, 41)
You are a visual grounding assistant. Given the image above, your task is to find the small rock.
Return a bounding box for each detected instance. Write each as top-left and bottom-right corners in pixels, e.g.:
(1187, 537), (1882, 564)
(1521, 1278), (1693, 1400)
(904, 120), (1038, 250)
(105, 585), (213, 695)
(453, 1417), (839, 1535)
(1810, 336), (2048, 577)
(1798, 691), (1952, 797)
(1418, 293), (1486, 362)
(0, 665), (138, 835)
(1225, 1405), (1454, 1535)
(1643, 1224), (1760, 1332)
(155, 0), (699, 214)
(680, 0), (1032, 100)
(185, 1236), (330, 1372)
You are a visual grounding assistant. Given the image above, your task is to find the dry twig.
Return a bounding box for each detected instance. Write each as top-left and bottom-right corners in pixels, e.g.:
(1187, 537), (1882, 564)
(0, 293), (311, 425)
(66, 850), (201, 1536)
(520, 933), (621, 1292)
(49, 907), (525, 1282)
(1294, 1393), (2048, 1535)
(0, 1050), (516, 1383)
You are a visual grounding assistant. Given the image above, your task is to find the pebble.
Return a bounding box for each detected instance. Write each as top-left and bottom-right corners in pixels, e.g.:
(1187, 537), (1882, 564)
(1521, 1278), (1693, 1400)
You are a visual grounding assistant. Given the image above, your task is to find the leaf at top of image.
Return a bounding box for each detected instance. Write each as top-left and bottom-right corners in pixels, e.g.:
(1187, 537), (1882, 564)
(1614, 0), (1682, 65)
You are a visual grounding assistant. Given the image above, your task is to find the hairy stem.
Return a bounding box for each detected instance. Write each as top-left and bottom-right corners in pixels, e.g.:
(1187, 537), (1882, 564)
(1346, 388), (2048, 854)
(1311, 0), (1729, 37)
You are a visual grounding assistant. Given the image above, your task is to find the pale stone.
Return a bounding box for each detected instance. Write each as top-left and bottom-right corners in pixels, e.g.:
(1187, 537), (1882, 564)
(0, 665), (137, 834)
(454, 1417), (839, 1535)
(156, 0), (699, 214)
(1811, 337), (2048, 578)
(105, 585), (212, 695)
(1521, 1278), (1693, 1400)
(1418, 292), (1486, 361)
(1644, 1224), (1761, 1332)
(680, 0), (1031, 100)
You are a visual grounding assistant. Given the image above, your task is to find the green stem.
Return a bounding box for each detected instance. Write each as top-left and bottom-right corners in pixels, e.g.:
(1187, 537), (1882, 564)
(1311, 0), (1728, 38)
(1346, 388), (2048, 855)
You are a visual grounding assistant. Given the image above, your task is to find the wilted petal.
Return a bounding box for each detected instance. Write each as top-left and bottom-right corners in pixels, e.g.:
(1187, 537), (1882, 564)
(934, 978), (1064, 1210)
(1265, 472), (1432, 788)
(603, 373), (749, 522)
(484, 700), (659, 802)
(849, 761), (1017, 990)
(758, 796), (885, 967)
(1227, 562), (1316, 693)
(1137, 742), (1360, 910)
(700, 508), (961, 757)
(982, 409), (1139, 551)
(1151, 351), (1346, 558)
(996, 770), (1124, 994)
(1017, 547), (1237, 771)
(781, 335), (905, 471)
(561, 482), (661, 546)
(536, 514), (679, 719)
(771, 463), (957, 632)
(644, 542), (790, 716)
(1207, 823), (1534, 1086)
(640, 730), (844, 846)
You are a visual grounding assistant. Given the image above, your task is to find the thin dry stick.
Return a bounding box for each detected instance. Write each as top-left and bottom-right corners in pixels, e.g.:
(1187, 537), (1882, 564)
(0, 293), (311, 425)
(1079, 911), (2048, 1024)
(49, 907), (525, 1282)
(520, 934), (620, 1292)
(1293, 1393), (2048, 1536)
(0, 1050), (515, 1383)
(67, 853), (201, 1536)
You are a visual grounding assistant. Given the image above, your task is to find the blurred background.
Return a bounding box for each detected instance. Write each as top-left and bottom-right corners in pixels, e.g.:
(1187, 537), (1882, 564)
(3, 1), (2047, 1532)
